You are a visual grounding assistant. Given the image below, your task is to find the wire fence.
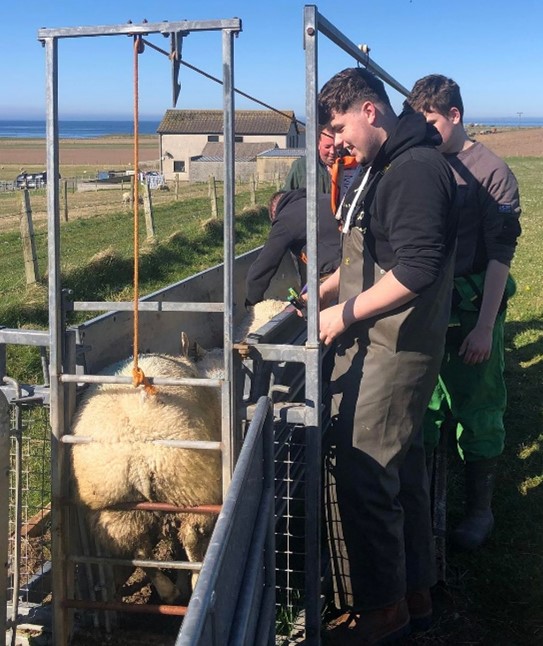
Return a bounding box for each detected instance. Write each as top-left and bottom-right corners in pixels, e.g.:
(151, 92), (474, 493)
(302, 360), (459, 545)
(0, 177), (280, 303)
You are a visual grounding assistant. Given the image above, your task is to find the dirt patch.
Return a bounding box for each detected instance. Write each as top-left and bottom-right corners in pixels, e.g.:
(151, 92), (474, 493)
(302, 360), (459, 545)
(470, 127), (543, 157)
(0, 136), (159, 166)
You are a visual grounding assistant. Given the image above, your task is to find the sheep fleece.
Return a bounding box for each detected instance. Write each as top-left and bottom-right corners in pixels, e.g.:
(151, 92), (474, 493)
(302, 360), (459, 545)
(70, 354), (221, 555)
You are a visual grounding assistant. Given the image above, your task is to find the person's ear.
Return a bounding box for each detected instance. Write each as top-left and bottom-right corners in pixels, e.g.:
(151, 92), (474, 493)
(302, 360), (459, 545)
(449, 107), (462, 125)
(361, 100), (377, 124)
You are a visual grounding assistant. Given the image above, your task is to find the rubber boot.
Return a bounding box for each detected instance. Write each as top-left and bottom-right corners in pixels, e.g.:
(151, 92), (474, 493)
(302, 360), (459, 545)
(451, 458), (497, 550)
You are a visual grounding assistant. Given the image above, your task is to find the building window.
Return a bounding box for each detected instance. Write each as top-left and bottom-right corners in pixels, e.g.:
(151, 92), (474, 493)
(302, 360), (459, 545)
(173, 161), (186, 173)
(207, 135), (219, 142)
(235, 135), (243, 143)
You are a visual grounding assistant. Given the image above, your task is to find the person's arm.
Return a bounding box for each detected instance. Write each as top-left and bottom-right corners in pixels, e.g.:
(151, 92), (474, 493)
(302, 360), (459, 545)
(245, 219), (293, 306)
(459, 156), (521, 364)
(458, 259), (509, 365)
(318, 270), (416, 345)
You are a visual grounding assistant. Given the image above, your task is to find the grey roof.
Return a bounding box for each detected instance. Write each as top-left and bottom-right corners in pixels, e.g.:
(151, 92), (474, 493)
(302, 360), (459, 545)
(193, 141), (278, 163)
(158, 109), (299, 135)
(258, 148), (305, 158)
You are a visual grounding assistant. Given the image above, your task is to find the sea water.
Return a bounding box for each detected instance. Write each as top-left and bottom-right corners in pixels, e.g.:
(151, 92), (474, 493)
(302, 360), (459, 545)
(0, 120), (161, 139)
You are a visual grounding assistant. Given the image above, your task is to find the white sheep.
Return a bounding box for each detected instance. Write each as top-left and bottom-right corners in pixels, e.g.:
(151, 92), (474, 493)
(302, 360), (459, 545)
(122, 191), (143, 205)
(235, 298), (288, 341)
(70, 340), (222, 604)
(70, 300), (289, 604)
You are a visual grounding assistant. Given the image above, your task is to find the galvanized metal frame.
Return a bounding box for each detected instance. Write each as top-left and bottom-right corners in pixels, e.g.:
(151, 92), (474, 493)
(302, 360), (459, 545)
(176, 396), (276, 645)
(38, 17), (242, 645)
(302, 5), (409, 643)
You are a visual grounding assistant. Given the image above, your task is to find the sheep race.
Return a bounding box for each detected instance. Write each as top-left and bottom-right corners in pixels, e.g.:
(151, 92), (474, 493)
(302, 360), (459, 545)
(69, 300), (288, 606)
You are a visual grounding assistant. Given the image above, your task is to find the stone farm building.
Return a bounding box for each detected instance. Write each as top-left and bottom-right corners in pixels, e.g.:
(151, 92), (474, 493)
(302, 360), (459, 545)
(157, 109), (305, 182)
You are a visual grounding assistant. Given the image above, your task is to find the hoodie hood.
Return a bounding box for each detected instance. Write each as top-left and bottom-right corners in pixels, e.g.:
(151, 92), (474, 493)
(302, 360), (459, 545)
(373, 106), (443, 172)
(276, 188), (307, 215)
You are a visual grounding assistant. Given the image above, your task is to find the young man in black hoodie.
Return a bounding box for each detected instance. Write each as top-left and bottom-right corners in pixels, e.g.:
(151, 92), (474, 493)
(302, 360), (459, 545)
(315, 68), (458, 645)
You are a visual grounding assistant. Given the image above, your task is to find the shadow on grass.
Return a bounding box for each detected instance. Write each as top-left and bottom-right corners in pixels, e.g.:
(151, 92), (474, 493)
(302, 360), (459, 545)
(406, 317), (543, 645)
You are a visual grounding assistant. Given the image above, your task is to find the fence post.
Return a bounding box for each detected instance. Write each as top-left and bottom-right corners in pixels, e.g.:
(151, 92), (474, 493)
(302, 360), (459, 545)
(63, 179), (69, 222)
(130, 176), (135, 206)
(175, 173), (180, 201)
(209, 176), (218, 219)
(0, 391), (10, 642)
(19, 190), (40, 285)
(142, 183), (155, 239)
(250, 175), (256, 206)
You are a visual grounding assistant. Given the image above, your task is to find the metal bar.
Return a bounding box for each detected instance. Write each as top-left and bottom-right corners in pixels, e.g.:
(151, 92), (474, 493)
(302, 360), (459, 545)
(228, 404), (276, 644)
(59, 374), (222, 387)
(315, 10), (409, 97)
(44, 34), (71, 646)
(0, 392), (10, 643)
(177, 397), (271, 645)
(72, 301), (225, 312)
(0, 329), (50, 346)
(222, 26), (236, 491)
(60, 435), (222, 451)
(99, 502), (221, 514)
(61, 599), (188, 616)
(303, 7), (323, 644)
(38, 19), (242, 40)
(245, 343), (311, 363)
(69, 555), (202, 571)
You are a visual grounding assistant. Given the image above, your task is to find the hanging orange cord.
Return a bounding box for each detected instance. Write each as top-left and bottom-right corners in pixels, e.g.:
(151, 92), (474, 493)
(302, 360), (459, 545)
(131, 34), (156, 396)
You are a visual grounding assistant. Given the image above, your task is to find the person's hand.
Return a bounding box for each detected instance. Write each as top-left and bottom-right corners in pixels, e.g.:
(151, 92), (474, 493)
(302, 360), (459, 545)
(318, 303), (348, 346)
(459, 324), (493, 365)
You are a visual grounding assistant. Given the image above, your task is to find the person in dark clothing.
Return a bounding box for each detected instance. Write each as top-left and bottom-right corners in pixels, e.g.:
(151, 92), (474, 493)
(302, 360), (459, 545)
(245, 188), (341, 306)
(313, 68), (458, 645)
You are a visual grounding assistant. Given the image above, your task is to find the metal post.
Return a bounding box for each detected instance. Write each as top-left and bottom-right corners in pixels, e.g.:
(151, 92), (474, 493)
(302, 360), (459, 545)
(0, 391), (10, 644)
(222, 27), (236, 488)
(303, 6), (323, 644)
(44, 34), (71, 646)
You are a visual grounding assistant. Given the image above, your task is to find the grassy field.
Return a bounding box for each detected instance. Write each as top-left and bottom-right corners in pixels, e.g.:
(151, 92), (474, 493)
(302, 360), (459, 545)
(1, 159), (542, 644)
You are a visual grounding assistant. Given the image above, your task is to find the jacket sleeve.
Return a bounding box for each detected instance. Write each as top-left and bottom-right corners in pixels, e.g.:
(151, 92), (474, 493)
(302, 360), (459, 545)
(245, 219), (294, 306)
(378, 158), (455, 294)
(479, 162), (521, 267)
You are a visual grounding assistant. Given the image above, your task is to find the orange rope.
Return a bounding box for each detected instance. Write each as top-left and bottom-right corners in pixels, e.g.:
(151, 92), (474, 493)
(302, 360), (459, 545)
(131, 35), (156, 396)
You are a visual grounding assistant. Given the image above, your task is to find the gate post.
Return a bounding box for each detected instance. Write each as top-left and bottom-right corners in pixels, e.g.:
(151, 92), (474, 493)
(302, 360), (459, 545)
(0, 390), (10, 642)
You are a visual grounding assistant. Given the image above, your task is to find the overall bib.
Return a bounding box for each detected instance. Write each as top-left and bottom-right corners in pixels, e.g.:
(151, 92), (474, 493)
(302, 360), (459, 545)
(324, 219), (454, 611)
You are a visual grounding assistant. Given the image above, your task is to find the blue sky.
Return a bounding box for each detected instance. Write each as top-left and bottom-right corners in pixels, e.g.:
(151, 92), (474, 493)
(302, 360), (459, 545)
(1, 0), (541, 122)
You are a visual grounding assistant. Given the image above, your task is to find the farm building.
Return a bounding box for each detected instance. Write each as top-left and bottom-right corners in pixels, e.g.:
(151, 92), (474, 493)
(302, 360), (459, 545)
(256, 147), (305, 184)
(189, 141), (278, 182)
(157, 109), (304, 181)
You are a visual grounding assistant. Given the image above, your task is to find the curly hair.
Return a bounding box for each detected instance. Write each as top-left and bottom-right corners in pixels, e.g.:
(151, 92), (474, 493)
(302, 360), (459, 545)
(318, 67), (392, 125)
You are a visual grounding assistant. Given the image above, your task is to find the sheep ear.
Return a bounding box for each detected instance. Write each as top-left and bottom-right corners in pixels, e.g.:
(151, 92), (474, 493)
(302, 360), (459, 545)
(180, 332), (190, 357)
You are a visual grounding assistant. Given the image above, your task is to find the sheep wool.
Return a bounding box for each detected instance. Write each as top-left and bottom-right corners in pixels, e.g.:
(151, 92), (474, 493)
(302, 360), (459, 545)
(70, 352), (222, 603)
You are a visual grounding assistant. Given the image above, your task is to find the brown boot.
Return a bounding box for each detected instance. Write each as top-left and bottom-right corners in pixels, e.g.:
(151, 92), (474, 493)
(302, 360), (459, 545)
(324, 599), (411, 645)
(406, 588), (432, 632)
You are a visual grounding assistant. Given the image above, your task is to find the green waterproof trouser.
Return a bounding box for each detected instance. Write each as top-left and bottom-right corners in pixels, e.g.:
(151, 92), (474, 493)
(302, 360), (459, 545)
(423, 307), (507, 462)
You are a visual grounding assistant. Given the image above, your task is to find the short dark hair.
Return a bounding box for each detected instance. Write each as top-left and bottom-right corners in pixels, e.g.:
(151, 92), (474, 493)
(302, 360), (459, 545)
(318, 67), (392, 125)
(406, 74), (464, 120)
